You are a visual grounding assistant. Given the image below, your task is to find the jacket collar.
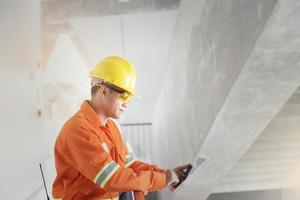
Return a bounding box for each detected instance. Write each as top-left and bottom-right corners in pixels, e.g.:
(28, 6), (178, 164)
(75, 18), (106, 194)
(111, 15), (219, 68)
(80, 100), (109, 128)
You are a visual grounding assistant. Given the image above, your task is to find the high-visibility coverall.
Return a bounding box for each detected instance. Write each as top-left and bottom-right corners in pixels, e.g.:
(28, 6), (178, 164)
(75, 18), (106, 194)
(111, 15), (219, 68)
(52, 100), (167, 200)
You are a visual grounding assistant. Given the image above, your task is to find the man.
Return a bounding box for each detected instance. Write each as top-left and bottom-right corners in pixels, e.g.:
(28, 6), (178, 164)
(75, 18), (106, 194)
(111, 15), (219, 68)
(52, 56), (189, 200)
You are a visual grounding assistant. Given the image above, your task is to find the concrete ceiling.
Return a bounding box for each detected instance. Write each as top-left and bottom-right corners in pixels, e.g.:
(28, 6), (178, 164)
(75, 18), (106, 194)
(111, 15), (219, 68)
(41, 0), (180, 18)
(41, 0), (180, 64)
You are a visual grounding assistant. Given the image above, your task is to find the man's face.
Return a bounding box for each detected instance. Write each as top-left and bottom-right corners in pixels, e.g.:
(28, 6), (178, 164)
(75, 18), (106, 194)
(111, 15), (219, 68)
(105, 90), (128, 119)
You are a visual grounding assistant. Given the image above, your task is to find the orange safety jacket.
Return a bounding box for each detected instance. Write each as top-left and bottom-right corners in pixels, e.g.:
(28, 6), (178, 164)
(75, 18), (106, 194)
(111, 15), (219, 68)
(52, 100), (166, 200)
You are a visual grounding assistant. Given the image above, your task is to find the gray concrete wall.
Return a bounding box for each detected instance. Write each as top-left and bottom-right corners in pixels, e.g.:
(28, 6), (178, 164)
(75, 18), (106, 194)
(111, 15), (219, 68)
(151, 0), (277, 169)
(208, 190), (282, 200)
(150, 0), (300, 199)
(183, 0), (300, 198)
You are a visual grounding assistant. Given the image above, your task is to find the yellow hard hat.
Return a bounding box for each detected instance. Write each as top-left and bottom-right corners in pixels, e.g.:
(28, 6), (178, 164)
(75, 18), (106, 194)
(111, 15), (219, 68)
(89, 56), (138, 96)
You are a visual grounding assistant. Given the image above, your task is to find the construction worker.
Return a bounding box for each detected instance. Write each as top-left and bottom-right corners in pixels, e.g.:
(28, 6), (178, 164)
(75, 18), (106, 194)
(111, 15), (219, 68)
(52, 56), (189, 200)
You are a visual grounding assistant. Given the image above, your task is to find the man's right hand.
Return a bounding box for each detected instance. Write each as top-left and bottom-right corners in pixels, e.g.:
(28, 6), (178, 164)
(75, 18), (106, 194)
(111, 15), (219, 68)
(165, 164), (192, 192)
(173, 164), (191, 181)
(165, 169), (179, 187)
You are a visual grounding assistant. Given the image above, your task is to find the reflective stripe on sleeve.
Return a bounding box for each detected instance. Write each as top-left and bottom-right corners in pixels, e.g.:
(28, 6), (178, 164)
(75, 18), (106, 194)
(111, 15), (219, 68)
(125, 154), (135, 168)
(94, 160), (120, 188)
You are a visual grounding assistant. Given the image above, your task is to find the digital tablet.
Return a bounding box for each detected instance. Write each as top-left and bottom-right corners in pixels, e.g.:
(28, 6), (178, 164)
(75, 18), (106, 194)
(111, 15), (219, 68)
(172, 156), (208, 189)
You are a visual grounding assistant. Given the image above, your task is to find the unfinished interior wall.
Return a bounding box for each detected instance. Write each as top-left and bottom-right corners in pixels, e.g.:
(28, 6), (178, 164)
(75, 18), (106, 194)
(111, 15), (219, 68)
(0, 0), (47, 199)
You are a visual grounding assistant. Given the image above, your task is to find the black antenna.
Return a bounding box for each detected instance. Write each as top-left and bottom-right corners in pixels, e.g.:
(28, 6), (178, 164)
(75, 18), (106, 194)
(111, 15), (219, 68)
(39, 163), (50, 200)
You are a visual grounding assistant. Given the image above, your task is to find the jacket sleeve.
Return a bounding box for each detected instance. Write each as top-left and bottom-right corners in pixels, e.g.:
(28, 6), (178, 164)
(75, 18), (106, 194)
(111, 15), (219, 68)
(61, 124), (166, 193)
(124, 155), (166, 192)
(125, 155), (165, 173)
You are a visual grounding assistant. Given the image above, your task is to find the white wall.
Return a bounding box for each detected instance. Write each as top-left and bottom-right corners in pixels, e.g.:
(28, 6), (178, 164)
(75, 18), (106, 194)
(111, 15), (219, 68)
(70, 10), (178, 123)
(0, 0), (48, 199)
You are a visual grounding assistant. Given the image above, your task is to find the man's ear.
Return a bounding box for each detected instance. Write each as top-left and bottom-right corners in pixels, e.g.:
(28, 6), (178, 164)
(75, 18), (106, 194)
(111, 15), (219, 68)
(94, 85), (103, 98)
(98, 85), (110, 98)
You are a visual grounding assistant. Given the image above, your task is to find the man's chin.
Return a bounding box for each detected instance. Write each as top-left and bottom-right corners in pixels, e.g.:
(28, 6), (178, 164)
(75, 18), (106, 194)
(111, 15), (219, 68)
(111, 114), (121, 119)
